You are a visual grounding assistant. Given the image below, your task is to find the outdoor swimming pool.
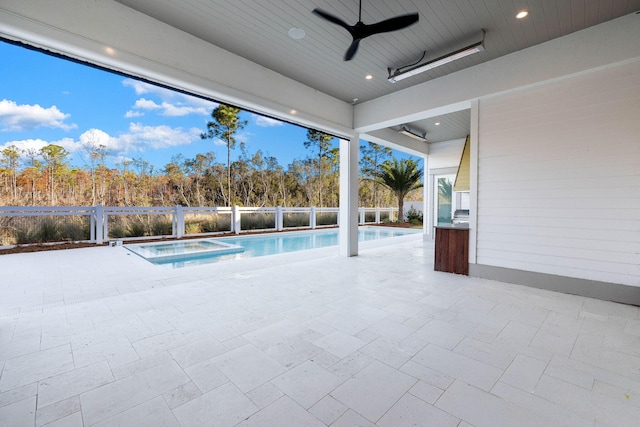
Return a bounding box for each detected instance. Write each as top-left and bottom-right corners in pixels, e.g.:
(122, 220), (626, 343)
(126, 226), (421, 268)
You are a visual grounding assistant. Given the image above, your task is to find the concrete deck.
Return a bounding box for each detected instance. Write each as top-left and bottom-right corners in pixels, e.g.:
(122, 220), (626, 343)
(1, 235), (639, 426)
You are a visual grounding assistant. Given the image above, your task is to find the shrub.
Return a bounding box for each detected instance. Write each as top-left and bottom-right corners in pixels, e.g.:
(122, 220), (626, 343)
(127, 220), (147, 238)
(316, 212), (337, 226)
(14, 229), (30, 245)
(200, 219), (218, 233)
(36, 219), (61, 242)
(406, 206), (423, 224)
(151, 220), (173, 236)
(241, 213), (275, 230)
(283, 212), (309, 228)
(109, 223), (126, 238)
(185, 222), (202, 234)
(59, 221), (89, 241)
(213, 216), (231, 232)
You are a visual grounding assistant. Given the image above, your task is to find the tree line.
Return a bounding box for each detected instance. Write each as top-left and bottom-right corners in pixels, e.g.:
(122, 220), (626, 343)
(0, 105), (423, 211)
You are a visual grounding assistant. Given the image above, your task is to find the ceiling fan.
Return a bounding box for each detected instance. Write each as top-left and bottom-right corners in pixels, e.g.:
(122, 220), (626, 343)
(312, 1), (419, 61)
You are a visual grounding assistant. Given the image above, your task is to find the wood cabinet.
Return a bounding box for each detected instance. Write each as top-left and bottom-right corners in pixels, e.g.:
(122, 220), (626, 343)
(434, 226), (469, 275)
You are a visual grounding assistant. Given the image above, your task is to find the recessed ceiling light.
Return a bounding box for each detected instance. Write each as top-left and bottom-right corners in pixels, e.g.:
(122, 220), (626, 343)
(290, 109), (297, 115)
(288, 28), (306, 39)
(434, 122), (440, 126)
(104, 47), (115, 55)
(365, 74), (373, 80)
(516, 10), (528, 19)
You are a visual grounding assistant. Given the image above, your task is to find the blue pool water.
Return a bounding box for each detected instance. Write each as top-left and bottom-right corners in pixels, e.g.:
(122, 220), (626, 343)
(127, 226), (420, 268)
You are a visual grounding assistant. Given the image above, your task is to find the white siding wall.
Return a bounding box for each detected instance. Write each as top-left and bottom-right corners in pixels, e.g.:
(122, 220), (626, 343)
(476, 61), (640, 287)
(427, 139), (466, 170)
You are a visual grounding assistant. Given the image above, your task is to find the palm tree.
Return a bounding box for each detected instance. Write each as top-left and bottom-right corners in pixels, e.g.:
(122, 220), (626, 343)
(376, 158), (423, 222)
(438, 178), (452, 205)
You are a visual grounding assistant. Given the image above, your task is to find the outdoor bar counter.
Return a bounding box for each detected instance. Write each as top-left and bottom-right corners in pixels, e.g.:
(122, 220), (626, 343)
(434, 224), (469, 275)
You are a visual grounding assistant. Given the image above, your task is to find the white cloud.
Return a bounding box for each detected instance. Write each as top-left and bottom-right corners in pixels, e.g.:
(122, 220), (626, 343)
(235, 131), (249, 144)
(1, 123), (202, 164)
(56, 137), (81, 153)
(0, 99), (77, 132)
(112, 155), (135, 167)
(160, 102), (209, 117)
(1, 139), (48, 154)
(0, 137), (79, 162)
(252, 114), (283, 127)
(123, 78), (217, 118)
(129, 97), (210, 117)
(122, 79), (173, 97)
(79, 128), (116, 149)
(116, 122), (202, 152)
(125, 110), (144, 118)
(134, 98), (161, 110)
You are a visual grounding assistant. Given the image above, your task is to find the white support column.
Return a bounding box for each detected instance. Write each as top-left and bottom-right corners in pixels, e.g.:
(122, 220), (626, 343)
(233, 206), (241, 234)
(276, 206), (283, 231)
(176, 205), (184, 238)
(422, 154), (429, 240)
(95, 204), (103, 244)
(426, 173), (435, 240)
(375, 207), (380, 224)
(90, 206), (96, 242)
(469, 99), (480, 264)
(339, 134), (359, 257)
(310, 206), (316, 229)
(102, 209), (109, 243)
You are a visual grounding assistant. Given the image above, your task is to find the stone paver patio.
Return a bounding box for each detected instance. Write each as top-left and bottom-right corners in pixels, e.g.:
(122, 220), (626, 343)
(1, 234), (639, 426)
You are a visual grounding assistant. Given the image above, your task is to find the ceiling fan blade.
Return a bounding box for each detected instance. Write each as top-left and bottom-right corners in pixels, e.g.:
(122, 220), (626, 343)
(344, 39), (361, 61)
(362, 13), (419, 38)
(313, 4), (419, 61)
(312, 8), (353, 34)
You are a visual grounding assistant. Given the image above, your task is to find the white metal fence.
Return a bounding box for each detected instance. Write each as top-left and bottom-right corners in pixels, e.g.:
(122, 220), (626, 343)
(0, 205), (397, 246)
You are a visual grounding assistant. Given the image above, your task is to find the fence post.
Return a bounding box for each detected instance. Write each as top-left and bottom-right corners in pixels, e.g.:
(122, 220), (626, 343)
(276, 206), (283, 231)
(95, 204), (104, 244)
(176, 205), (184, 238)
(233, 206), (241, 234)
(375, 207), (380, 224)
(310, 206), (316, 229)
(103, 207), (109, 243)
(90, 206), (96, 242)
(359, 207), (365, 224)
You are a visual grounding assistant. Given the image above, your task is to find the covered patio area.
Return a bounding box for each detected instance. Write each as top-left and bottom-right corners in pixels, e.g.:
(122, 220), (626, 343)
(1, 239), (639, 426)
(1, 1), (639, 425)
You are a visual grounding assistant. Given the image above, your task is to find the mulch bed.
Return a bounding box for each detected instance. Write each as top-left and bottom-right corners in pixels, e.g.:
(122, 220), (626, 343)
(0, 242), (106, 254)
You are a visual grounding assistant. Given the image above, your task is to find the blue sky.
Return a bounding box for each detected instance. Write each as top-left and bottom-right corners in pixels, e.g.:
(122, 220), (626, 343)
(0, 40), (411, 171)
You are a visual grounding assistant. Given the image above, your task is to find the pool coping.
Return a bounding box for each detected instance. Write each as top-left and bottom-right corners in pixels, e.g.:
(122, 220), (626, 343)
(126, 239), (245, 263)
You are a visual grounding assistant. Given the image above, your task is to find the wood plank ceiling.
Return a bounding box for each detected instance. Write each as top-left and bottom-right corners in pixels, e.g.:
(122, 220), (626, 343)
(114, 0), (640, 142)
